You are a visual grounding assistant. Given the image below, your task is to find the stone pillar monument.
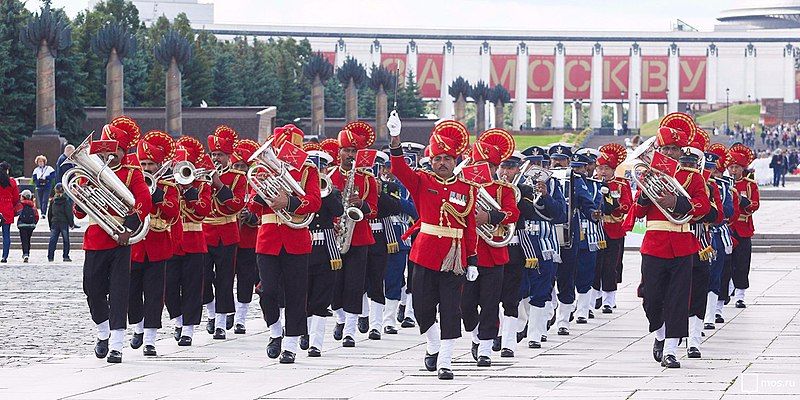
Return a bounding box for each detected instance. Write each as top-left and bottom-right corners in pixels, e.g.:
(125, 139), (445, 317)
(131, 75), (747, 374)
(552, 43), (566, 129)
(668, 43), (680, 114)
(590, 42), (603, 128)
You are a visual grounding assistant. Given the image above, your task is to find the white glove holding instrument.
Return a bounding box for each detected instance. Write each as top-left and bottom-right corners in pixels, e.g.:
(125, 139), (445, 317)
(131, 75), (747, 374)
(466, 266), (479, 282)
(388, 110), (402, 137)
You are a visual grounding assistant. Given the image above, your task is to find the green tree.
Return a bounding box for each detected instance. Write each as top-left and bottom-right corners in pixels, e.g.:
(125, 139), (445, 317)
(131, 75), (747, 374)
(265, 37), (313, 125)
(211, 43), (243, 106)
(396, 71), (425, 119)
(324, 78), (345, 118)
(53, 8), (87, 144)
(184, 29), (215, 106)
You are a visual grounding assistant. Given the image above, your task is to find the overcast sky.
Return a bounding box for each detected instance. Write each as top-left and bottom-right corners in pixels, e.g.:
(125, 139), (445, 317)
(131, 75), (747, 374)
(30, 0), (736, 31)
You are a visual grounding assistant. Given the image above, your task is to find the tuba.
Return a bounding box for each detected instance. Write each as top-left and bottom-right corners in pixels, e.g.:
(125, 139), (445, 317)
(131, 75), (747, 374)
(335, 163), (364, 254)
(61, 134), (150, 244)
(475, 186), (515, 247)
(628, 136), (693, 224)
(319, 167), (333, 198)
(247, 139), (313, 229)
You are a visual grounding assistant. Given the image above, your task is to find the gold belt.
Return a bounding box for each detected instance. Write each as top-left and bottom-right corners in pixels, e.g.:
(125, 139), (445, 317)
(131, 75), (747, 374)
(183, 222), (204, 232)
(261, 214), (280, 224)
(149, 217), (170, 232)
(204, 215), (238, 225)
(646, 221), (690, 233)
(603, 215), (624, 223)
(737, 215), (750, 222)
(420, 222), (463, 239)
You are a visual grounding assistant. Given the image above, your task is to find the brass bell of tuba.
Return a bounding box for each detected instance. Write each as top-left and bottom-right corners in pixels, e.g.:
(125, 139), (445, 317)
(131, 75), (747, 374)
(628, 136), (692, 225)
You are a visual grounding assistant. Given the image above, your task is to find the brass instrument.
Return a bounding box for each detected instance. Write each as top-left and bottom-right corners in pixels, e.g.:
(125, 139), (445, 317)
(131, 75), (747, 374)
(516, 162), (552, 204)
(475, 186), (515, 247)
(142, 160), (172, 194)
(550, 167), (573, 248)
(171, 160), (214, 185)
(628, 136), (692, 224)
(335, 163), (364, 254)
(247, 138), (313, 229)
(61, 134), (150, 244)
(319, 168), (333, 198)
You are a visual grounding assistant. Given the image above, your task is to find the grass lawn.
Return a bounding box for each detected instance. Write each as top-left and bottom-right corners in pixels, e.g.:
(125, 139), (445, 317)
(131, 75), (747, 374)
(639, 104), (760, 136)
(512, 131), (586, 149)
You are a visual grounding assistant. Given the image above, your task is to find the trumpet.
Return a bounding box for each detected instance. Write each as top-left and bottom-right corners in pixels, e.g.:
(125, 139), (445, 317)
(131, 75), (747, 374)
(171, 161), (214, 185)
(142, 161), (172, 194)
(628, 137), (692, 224)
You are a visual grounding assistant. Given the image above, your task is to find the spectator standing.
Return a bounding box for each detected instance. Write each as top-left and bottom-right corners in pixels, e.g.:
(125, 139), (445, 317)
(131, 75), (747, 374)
(47, 183), (72, 262)
(0, 162), (20, 263)
(32, 155), (55, 215)
(769, 149), (788, 187)
(17, 190), (39, 263)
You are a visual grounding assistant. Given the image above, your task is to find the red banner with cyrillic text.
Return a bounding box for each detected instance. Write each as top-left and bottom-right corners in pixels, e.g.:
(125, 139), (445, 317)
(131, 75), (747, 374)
(603, 56), (629, 100)
(527, 54), (555, 100)
(679, 56), (706, 100)
(490, 54), (518, 99)
(641, 56), (668, 100)
(381, 53), (408, 86)
(564, 55), (592, 100)
(417, 53), (444, 99)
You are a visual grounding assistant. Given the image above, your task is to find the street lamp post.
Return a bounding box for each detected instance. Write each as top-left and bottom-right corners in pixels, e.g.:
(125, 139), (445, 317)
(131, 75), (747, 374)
(726, 88), (730, 135)
(634, 92), (639, 131)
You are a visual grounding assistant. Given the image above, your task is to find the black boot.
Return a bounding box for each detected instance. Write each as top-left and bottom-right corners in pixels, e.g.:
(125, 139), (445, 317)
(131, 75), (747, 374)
(308, 346), (321, 357)
(130, 332), (144, 349)
(267, 337), (282, 359)
(333, 323), (344, 340)
(576, 317), (587, 324)
(300, 334), (310, 350)
(368, 329), (381, 340)
(477, 355), (491, 367)
(735, 300), (747, 309)
(143, 345), (157, 357)
(517, 325), (527, 343)
(602, 305), (613, 314)
(528, 340), (541, 349)
(437, 368), (453, 380)
(396, 304), (405, 323)
(94, 338), (109, 358)
(492, 337), (501, 352)
(661, 354), (681, 368)
(687, 347), (701, 358)
(595, 297), (602, 310)
(424, 352), (438, 372)
(471, 342), (479, 361)
(500, 348), (514, 358)
(401, 317), (416, 328)
(342, 336), (356, 347)
(226, 314), (234, 330)
(213, 328), (226, 339)
(704, 323), (715, 330)
(206, 319), (215, 334)
(279, 350), (296, 364)
(106, 350), (122, 363)
(178, 336), (193, 346)
(557, 327), (570, 335)
(715, 314), (724, 323)
(234, 323), (246, 334)
(173, 327), (182, 341)
(652, 338), (664, 362)
(357, 316), (369, 333)
(383, 326), (398, 334)
(588, 310), (594, 319)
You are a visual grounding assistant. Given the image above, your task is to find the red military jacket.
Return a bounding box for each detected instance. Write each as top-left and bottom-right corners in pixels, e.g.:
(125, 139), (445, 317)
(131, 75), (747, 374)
(390, 153), (478, 272)
(132, 180), (180, 263)
(172, 181), (213, 256)
(203, 168), (247, 246)
(75, 163), (152, 251)
(730, 177), (759, 238)
(476, 180), (519, 267)
(329, 167), (378, 247)
(250, 164), (322, 255)
(632, 167), (711, 259)
(603, 177), (633, 240)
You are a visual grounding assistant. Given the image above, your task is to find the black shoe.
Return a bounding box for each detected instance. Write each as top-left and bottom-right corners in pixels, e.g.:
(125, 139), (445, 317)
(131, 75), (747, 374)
(308, 346), (321, 357)
(0, 259), (6, 263)
(541, 335), (547, 342)
(178, 336), (192, 346)
(397, 304), (406, 323)
(63, 257), (72, 262)
(602, 305), (613, 314)
(576, 317), (587, 324)
(547, 314), (556, 330)
(368, 329), (381, 340)
(528, 341), (541, 349)
(383, 326), (398, 334)
(569, 312), (574, 322)
(267, 337), (282, 359)
(343, 336), (356, 347)
(401, 317), (416, 328)
(206, 319), (215, 334)
(333, 323), (344, 340)
(477, 355), (491, 367)
(234, 323), (246, 334)
(143, 345), (157, 356)
(226, 314), (234, 330)
(424, 352), (438, 371)
(735, 300), (747, 308)
(687, 347), (701, 358)
(130, 332), (144, 349)
(213, 328), (226, 339)
(557, 327), (569, 335)
(357, 317), (369, 333)
(500, 348), (514, 358)
(279, 350), (296, 364)
(95, 338), (109, 358)
(517, 325), (527, 343)
(300, 334), (310, 350)
(595, 297), (602, 310)
(653, 338), (664, 362)
(704, 323), (715, 330)
(588, 310), (594, 319)
(106, 350), (122, 363)
(173, 327), (182, 341)
(437, 368), (453, 380)
(661, 354), (680, 368)
(492, 337), (501, 352)
(471, 342), (479, 361)
(715, 314), (725, 324)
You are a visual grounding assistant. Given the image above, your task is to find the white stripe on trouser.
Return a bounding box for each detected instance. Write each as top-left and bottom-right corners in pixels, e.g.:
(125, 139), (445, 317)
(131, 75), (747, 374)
(501, 315), (517, 351)
(183, 324), (194, 338)
(704, 292), (719, 325)
(172, 315), (183, 328)
(688, 316), (703, 348)
(383, 299), (399, 328)
(109, 329), (125, 352)
(360, 293), (369, 318)
(335, 308), (346, 324)
(134, 320), (144, 334)
(308, 316), (326, 350)
(655, 323), (666, 341)
(206, 300), (216, 320)
(556, 301), (572, 329)
(527, 306), (546, 344)
(664, 338), (679, 357)
(144, 328), (157, 346)
(280, 308), (286, 327)
(575, 293), (590, 320)
(214, 313), (227, 331)
(343, 312), (358, 337)
(734, 288), (746, 302)
(235, 301), (249, 325)
(425, 323), (441, 355)
(283, 336), (299, 354)
(602, 291), (616, 308)
(437, 339), (455, 370)
(369, 301), (384, 331)
(517, 300), (530, 333)
(97, 320), (110, 340)
(269, 320), (283, 339)
(405, 294), (416, 321)
(478, 339), (492, 358)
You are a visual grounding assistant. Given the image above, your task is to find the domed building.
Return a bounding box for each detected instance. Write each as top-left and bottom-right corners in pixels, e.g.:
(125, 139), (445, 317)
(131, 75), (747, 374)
(717, 0), (800, 30)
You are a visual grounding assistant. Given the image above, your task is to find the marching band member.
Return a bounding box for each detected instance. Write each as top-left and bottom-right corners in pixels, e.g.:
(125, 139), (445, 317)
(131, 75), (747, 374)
(249, 124), (322, 363)
(203, 126), (247, 339)
(165, 137), (212, 346)
(388, 114), (478, 380)
(231, 139), (260, 334)
(573, 148), (604, 324)
(329, 122), (379, 348)
(76, 116), (152, 363)
(632, 113), (711, 368)
(463, 129), (520, 367)
(396, 142), (425, 329)
(128, 131), (180, 356)
(593, 144), (632, 313)
(727, 143), (760, 309)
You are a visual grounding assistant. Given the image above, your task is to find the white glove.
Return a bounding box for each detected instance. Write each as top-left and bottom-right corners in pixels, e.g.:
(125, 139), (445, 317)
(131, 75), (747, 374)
(466, 266), (479, 282)
(387, 110), (402, 137)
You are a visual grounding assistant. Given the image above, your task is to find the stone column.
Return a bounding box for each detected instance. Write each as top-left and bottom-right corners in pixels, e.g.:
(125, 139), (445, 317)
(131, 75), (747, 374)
(706, 44), (718, 105)
(668, 43), (679, 113)
(370, 39), (381, 68)
(576, 101), (584, 128)
(106, 48), (124, 122)
(590, 42), (603, 128)
(513, 42), (529, 130)
(628, 43), (642, 129)
(165, 58), (182, 136)
(552, 43), (566, 129)
(439, 41), (454, 119)
(480, 41), (493, 128)
(533, 103), (543, 128)
(614, 103), (623, 131)
(335, 38), (346, 69)
(35, 40), (56, 135)
(784, 44), (795, 104)
(406, 40), (418, 82)
(571, 101), (578, 130)
(745, 43), (756, 100)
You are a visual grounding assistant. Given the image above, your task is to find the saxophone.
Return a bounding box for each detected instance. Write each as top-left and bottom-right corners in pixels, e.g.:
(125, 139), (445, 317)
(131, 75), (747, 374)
(335, 163), (364, 254)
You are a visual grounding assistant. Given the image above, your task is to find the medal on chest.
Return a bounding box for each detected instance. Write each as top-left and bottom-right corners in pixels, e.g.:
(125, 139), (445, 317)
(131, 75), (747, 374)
(449, 190), (466, 207)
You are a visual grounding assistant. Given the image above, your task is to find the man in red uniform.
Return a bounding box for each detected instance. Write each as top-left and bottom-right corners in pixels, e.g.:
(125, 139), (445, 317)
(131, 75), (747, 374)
(329, 122), (379, 348)
(74, 116), (152, 363)
(248, 124), (321, 363)
(231, 139), (260, 334)
(632, 113), (711, 369)
(203, 126), (247, 339)
(388, 114), (478, 380)
(727, 143), (760, 308)
(463, 129), (519, 368)
(129, 131), (180, 356)
(165, 138), (213, 346)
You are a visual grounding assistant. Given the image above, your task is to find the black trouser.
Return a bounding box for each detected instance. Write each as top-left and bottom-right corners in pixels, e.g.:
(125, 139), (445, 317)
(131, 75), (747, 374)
(617, 237), (625, 283)
(258, 249), (309, 337)
(83, 246), (131, 330)
(594, 237), (623, 292)
(204, 244), (237, 314)
(405, 260), (415, 294)
(165, 253), (205, 326)
(689, 255), (710, 319)
(307, 260), (334, 317)
(556, 245), (577, 304)
(501, 246), (525, 318)
(331, 245), (368, 314)
(462, 265), (504, 341)
(411, 264), (465, 340)
(18, 227), (34, 256)
(731, 232), (752, 290)
(719, 255), (734, 304)
(235, 247), (258, 304)
(640, 254), (692, 339)
(365, 233), (388, 305)
(129, 258), (166, 329)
